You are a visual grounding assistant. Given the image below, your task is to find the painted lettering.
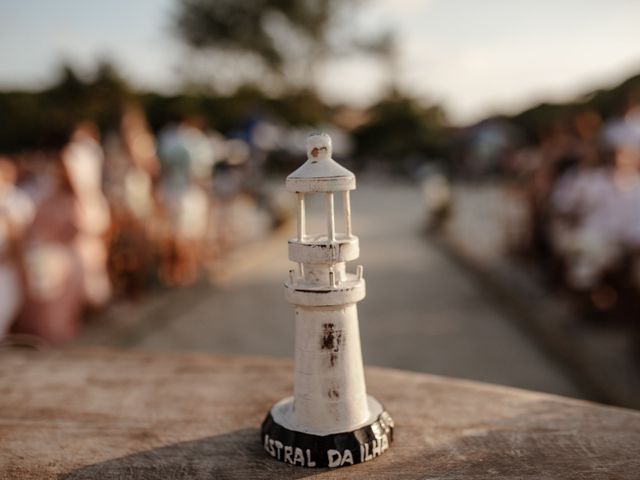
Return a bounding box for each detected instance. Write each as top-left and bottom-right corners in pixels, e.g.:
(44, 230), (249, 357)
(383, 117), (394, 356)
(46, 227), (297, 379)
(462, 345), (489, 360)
(274, 440), (283, 460)
(364, 442), (372, 461)
(381, 434), (389, 453)
(264, 436), (387, 467)
(372, 438), (381, 457)
(264, 435), (274, 457)
(327, 449), (342, 468)
(293, 447), (305, 466)
(306, 449), (316, 467)
(269, 439), (276, 456)
(284, 445), (294, 464)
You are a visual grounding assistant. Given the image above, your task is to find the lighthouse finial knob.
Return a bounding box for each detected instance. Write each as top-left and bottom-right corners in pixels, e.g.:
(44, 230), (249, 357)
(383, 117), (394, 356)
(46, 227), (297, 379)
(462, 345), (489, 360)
(306, 132), (332, 160)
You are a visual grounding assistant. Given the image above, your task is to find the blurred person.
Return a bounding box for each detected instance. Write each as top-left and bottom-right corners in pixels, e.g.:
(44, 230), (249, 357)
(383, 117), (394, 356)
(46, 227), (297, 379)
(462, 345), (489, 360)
(0, 158), (35, 337)
(14, 152), (58, 209)
(158, 117), (214, 186)
(63, 123), (112, 307)
(603, 93), (640, 152)
(104, 107), (162, 297)
(465, 122), (515, 178)
(574, 109), (603, 144)
(417, 163), (452, 232)
(13, 154), (84, 343)
(551, 144), (640, 291)
(525, 120), (581, 266)
(120, 107), (161, 221)
(211, 138), (255, 247)
(156, 118), (213, 285)
(549, 142), (603, 254)
(613, 145), (640, 249)
(103, 106), (160, 219)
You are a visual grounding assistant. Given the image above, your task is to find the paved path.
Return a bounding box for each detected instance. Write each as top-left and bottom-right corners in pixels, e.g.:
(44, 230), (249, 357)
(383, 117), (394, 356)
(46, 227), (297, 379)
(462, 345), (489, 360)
(439, 182), (639, 408)
(81, 181), (587, 400)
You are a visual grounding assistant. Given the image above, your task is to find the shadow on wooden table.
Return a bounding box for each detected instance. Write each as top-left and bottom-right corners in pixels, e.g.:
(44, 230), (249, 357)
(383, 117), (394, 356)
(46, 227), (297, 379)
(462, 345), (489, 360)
(59, 428), (319, 479)
(36, 401), (640, 479)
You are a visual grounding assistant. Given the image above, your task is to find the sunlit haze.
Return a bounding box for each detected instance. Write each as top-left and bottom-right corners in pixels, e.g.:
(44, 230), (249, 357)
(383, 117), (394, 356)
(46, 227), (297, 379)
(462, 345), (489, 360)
(2, 0), (640, 124)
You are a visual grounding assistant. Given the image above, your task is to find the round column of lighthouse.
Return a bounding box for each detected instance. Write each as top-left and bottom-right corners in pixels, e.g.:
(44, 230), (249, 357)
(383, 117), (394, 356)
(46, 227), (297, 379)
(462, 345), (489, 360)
(291, 189), (369, 434)
(261, 133), (393, 468)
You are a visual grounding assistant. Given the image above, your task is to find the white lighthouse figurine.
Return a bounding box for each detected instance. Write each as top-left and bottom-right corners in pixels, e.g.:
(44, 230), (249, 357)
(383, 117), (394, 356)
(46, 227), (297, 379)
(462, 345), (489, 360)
(261, 132), (393, 468)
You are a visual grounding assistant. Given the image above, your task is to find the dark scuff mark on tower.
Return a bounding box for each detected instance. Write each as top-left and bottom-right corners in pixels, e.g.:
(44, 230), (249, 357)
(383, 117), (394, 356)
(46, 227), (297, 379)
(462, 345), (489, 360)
(329, 352), (337, 367)
(321, 323), (335, 350)
(322, 323), (343, 367)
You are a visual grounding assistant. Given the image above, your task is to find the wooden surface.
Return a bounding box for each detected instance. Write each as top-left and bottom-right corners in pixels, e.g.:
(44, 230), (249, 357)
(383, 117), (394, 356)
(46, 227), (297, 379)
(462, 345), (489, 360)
(0, 348), (639, 479)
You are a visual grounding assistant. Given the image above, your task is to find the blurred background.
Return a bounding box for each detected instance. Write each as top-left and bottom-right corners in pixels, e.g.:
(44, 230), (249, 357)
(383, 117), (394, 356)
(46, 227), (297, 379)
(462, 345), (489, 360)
(1, 0), (639, 409)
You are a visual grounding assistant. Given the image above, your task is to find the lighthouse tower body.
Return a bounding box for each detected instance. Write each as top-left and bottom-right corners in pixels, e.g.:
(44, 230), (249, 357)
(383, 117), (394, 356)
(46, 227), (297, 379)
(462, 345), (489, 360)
(261, 133), (393, 468)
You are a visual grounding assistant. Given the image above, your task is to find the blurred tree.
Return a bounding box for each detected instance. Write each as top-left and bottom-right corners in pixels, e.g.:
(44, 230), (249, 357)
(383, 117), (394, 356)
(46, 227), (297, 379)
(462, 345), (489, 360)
(47, 64), (87, 100)
(39, 64), (90, 147)
(0, 92), (43, 152)
(352, 92), (451, 167)
(508, 73), (640, 143)
(41, 61), (132, 146)
(88, 60), (133, 129)
(0, 61), (132, 152)
(355, 29), (397, 93)
(173, 0), (385, 92)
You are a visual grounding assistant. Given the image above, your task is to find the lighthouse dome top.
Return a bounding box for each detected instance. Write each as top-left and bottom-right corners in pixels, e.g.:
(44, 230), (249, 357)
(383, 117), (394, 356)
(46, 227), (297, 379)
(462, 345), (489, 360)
(286, 132), (356, 193)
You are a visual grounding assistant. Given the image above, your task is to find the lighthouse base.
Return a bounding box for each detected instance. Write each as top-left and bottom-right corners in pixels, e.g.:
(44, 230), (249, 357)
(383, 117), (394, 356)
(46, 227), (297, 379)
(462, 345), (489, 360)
(261, 396), (393, 468)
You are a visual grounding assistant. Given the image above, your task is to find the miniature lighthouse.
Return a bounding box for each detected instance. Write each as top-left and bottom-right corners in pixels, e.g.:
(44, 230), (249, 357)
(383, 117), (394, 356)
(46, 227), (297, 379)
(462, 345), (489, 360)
(261, 133), (393, 468)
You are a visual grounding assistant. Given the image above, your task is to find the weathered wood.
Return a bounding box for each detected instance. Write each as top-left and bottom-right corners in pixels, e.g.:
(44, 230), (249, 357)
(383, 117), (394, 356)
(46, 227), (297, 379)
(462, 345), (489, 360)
(0, 347), (639, 479)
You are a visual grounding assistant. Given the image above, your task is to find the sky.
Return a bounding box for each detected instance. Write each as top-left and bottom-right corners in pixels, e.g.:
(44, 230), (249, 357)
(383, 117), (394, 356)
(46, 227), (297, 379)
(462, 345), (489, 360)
(1, 0), (640, 124)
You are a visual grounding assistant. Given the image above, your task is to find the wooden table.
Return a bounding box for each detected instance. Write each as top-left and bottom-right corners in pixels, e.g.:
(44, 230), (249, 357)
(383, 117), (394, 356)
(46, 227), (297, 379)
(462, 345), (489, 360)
(1, 348), (638, 479)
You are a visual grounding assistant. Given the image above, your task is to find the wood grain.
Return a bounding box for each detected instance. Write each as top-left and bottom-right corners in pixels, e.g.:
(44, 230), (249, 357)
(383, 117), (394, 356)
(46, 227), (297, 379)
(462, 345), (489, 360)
(0, 347), (638, 479)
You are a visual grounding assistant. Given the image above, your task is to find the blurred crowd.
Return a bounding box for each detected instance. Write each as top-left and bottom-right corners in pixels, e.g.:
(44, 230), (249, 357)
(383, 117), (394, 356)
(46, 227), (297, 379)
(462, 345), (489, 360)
(0, 106), (291, 345)
(504, 97), (640, 322)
